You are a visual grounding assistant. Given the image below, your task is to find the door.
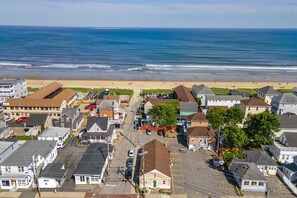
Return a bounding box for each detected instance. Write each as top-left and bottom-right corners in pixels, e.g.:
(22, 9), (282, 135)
(86, 177), (90, 184)
(153, 180), (157, 188)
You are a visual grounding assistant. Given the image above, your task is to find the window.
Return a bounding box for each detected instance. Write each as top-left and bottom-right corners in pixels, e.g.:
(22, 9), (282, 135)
(60, 117), (64, 122)
(5, 166), (11, 172)
(163, 180), (166, 185)
(259, 182), (264, 186)
(2, 180), (10, 186)
(251, 181), (257, 186)
(248, 107), (251, 111)
(244, 181), (249, 185)
(18, 166), (24, 172)
(91, 176), (99, 182)
(80, 176), (85, 182)
(191, 138), (194, 142)
(66, 118), (70, 122)
(18, 180), (27, 186)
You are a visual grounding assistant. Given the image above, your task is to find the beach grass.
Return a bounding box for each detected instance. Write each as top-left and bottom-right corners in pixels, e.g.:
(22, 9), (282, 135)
(65, 87), (133, 96)
(276, 88), (293, 93)
(27, 87), (40, 92)
(211, 87), (230, 95)
(140, 89), (174, 96)
(237, 88), (257, 95)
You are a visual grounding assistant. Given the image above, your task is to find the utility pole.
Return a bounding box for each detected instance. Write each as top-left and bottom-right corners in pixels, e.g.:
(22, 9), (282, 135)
(139, 148), (148, 197)
(33, 153), (41, 197)
(217, 125), (221, 156)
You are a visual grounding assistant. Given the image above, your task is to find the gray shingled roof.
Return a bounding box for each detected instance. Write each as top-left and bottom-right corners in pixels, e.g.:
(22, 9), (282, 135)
(40, 127), (69, 138)
(283, 132), (297, 147)
(180, 102), (197, 113)
(0, 141), (15, 154)
(86, 117), (109, 131)
(39, 163), (67, 180)
(0, 78), (24, 86)
(232, 160), (266, 181)
(277, 114), (297, 129)
(0, 140), (57, 167)
(82, 124), (115, 138)
(98, 100), (119, 110)
(192, 84), (214, 95)
(258, 86), (280, 96)
(207, 95), (247, 101)
(273, 93), (297, 104)
(245, 150), (277, 166)
(74, 143), (113, 175)
(26, 114), (49, 127)
(62, 108), (78, 120)
(284, 163), (297, 172)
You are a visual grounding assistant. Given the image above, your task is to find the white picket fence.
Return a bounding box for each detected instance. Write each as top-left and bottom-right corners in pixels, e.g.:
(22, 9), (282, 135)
(277, 168), (297, 195)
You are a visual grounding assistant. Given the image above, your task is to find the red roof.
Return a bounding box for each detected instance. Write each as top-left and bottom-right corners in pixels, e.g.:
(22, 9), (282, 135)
(241, 98), (270, 106)
(174, 85), (195, 102)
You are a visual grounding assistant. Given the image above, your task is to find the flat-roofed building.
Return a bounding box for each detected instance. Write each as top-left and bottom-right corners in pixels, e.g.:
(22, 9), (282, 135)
(3, 82), (77, 119)
(0, 78), (28, 103)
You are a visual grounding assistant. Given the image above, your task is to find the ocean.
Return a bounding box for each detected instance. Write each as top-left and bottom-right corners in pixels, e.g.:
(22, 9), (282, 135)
(0, 26), (297, 81)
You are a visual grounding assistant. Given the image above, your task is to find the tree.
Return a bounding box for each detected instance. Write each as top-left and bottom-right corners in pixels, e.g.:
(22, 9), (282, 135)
(244, 111), (280, 147)
(225, 107), (244, 124)
(208, 108), (226, 129)
(222, 124), (248, 149)
(196, 98), (202, 112)
(148, 102), (177, 127)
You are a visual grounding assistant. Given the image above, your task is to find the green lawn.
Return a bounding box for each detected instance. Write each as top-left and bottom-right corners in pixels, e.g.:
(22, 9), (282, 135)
(210, 87), (230, 95)
(141, 89), (174, 96)
(15, 135), (38, 140)
(27, 87), (40, 92)
(276, 88), (293, 93)
(64, 87), (133, 96)
(236, 88), (257, 95)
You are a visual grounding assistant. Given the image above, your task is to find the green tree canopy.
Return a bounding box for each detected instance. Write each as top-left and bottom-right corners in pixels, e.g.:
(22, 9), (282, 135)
(225, 107), (244, 124)
(148, 102), (178, 127)
(244, 111), (280, 147)
(208, 108), (226, 129)
(222, 124), (248, 149)
(196, 98), (202, 113)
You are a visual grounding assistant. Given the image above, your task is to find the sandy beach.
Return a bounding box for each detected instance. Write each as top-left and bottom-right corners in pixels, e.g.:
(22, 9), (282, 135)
(26, 79), (297, 94)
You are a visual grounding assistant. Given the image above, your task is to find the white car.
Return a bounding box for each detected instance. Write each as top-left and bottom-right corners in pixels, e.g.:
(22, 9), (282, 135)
(57, 143), (64, 149)
(128, 149), (134, 157)
(4, 117), (12, 123)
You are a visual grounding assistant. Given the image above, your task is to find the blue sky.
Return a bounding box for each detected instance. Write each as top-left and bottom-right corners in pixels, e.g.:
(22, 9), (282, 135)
(1, 0), (297, 28)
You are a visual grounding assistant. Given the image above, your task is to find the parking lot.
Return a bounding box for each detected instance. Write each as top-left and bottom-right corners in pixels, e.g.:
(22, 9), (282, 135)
(167, 138), (237, 198)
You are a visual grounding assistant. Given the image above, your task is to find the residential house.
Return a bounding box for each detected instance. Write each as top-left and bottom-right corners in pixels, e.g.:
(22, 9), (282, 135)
(174, 85), (196, 102)
(139, 139), (172, 190)
(276, 114), (297, 137)
(0, 141), (19, 163)
(179, 102), (198, 116)
(0, 140), (57, 190)
(57, 108), (84, 131)
(280, 156), (297, 185)
(144, 98), (177, 114)
(38, 163), (67, 188)
(187, 113), (209, 127)
(240, 99), (270, 118)
(206, 95), (248, 109)
(3, 82), (77, 119)
(192, 84), (215, 107)
(230, 160), (267, 192)
(81, 117), (116, 144)
(186, 126), (215, 150)
(96, 100), (119, 120)
(0, 121), (12, 139)
(245, 150), (278, 175)
(74, 143), (113, 185)
(257, 86), (280, 105)
(271, 93), (297, 115)
(269, 132), (297, 163)
(103, 95), (120, 104)
(0, 78), (28, 103)
(38, 127), (70, 145)
(25, 113), (52, 133)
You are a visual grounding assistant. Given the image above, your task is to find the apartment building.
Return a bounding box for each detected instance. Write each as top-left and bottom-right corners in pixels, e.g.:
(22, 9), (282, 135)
(0, 78), (28, 103)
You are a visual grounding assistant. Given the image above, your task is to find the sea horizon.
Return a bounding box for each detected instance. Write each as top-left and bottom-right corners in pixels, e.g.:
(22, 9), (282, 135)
(0, 26), (297, 81)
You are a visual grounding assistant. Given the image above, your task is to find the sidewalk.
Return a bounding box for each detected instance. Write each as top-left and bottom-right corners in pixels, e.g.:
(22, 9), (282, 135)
(34, 192), (85, 198)
(0, 192), (21, 198)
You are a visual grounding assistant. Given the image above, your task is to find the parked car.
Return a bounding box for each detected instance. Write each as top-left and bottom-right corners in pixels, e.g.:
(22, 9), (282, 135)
(16, 116), (29, 123)
(126, 158), (133, 168)
(128, 149), (135, 157)
(157, 130), (164, 136)
(57, 142), (64, 149)
(125, 168), (133, 179)
(4, 117), (13, 123)
(134, 124), (139, 130)
(146, 129), (152, 135)
(84, 103), (96, 111)
(115, 123), (121, 128)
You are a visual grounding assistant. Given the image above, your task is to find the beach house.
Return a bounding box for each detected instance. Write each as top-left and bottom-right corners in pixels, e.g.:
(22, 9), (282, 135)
(0, 78), (28, 103)
(271, 93), (297, 115)
(38, 163), (67, 188)
(3, 82), (77, 119)
(206, 95), (248, 109)
(56, 108), (84, 131)
(186, 126), (215, 150)
(191, 84), (215, 107)
(139, 139), (172, 190)
(257, 86), (280, 105)
(240, 99), (270, 118)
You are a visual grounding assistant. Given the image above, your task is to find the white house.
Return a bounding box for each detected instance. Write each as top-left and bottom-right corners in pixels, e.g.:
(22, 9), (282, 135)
(245, 150), (278, 175)
(38, 127), (70, 145)
(192, 84), (215, 107)
(230, 160), (267, 192)
(38, 163), (67, 188)
(0, 140), (57, 190)
(257, 86), (280, 105)
(206, 95), (248, 109)
(81, 117), (116, 144)
(74, 143), (113, 185)
(0, 78), (28, 103)
(0, 141), (19, 163)
(271, 93), (297, 115)
(269, 132), (297, 163)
